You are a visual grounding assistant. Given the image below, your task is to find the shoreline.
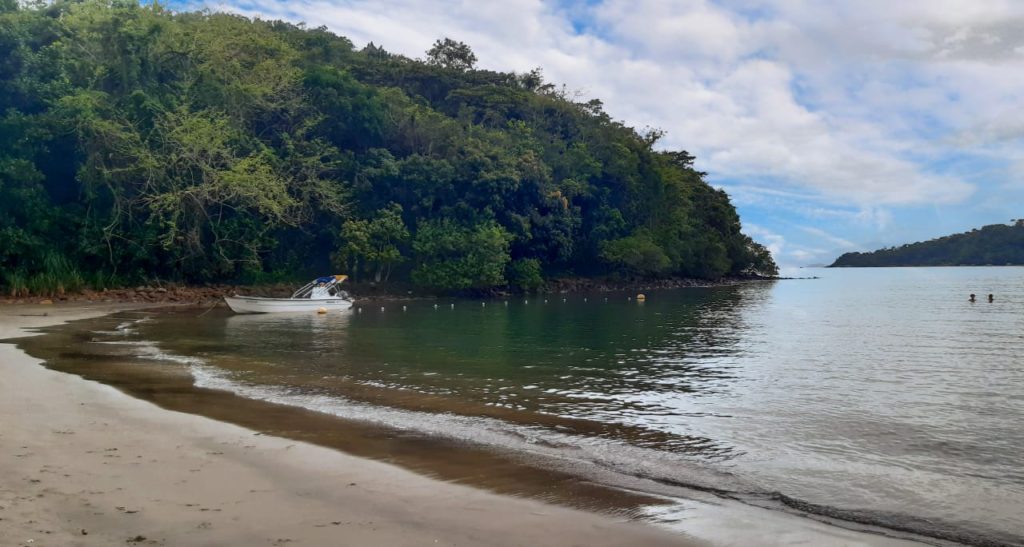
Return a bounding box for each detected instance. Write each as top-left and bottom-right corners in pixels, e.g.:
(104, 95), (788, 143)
(0, 275), (778, 307)
(0, 303), (694, 546)
(1, 303), (937, 546)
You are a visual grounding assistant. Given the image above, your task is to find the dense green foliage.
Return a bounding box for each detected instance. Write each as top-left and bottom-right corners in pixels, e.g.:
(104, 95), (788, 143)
(0, 0), (776, 295)
(830, 222), (1024, 267)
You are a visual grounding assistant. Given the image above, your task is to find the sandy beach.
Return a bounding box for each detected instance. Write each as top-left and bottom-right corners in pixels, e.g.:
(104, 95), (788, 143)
(0, 304), (937, 547)
(0, 303), (701, 546)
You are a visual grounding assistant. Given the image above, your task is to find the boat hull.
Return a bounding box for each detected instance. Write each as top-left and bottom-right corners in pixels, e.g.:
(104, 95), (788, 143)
(224, 295), (353, 314)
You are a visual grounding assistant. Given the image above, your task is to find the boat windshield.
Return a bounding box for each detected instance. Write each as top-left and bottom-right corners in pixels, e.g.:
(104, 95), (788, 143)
(310, 286), (331, 299)
(290, 275), (349, 299)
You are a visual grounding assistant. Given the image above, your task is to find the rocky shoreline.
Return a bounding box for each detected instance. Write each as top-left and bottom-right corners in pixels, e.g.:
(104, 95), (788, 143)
(0, 275), (779, 307)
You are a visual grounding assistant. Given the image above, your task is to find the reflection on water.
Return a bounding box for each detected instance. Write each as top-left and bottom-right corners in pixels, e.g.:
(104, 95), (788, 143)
(162, 287), (762, 459)
(17, 267), (1024, 546)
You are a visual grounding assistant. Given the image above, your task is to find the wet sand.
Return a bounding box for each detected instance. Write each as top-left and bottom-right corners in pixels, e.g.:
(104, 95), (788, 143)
(0, 304), (692, 546)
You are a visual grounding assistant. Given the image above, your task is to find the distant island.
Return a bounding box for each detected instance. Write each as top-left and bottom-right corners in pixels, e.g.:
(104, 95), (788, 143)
(830, 221), (1024, 267)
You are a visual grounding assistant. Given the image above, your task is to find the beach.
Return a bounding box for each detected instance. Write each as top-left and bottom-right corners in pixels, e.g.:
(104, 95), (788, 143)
(0, 303), (947, 546)
(0, 303), (694, 546)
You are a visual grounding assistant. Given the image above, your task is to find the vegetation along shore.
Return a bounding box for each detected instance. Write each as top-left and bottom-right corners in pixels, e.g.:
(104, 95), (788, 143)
(1, 0), (776, 298)
(830, 221), (1024, 267)
(0, 275), (775, 306)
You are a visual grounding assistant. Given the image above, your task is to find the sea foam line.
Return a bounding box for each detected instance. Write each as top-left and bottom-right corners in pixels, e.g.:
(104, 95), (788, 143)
(183, 356), (745, 495)
(89, 332), (999, 546)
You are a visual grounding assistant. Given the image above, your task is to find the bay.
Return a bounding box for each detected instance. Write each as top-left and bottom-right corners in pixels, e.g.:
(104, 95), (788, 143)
(29, 267), (1024, 545)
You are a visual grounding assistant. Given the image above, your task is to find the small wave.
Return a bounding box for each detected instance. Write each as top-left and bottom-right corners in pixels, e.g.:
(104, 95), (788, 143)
(183, 359), (1021, 546)
(186, 359), (747, 494)
(99, 317), (151, 337)
(89, 328), (1020, 547)
(95, 338), (203, 366)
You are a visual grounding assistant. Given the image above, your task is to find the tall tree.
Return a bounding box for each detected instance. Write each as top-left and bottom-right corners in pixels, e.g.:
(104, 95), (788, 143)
(425, 38), (477, 71)
(338, 203), (409, 282)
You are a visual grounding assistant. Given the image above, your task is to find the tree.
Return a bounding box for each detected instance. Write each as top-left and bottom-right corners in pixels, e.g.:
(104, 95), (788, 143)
(600, 232), (671, 276)
(507, 258), (543, 291)
(831, 223), (1024, 267)
(412, 219), (511, 290)
(516, 67), (545, 91)
(425, 38), (477, 71)
(338, 203), (409, 282)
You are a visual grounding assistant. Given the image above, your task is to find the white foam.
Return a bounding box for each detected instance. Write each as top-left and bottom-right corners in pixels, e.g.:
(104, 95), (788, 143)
(86, 323), (747, 504)
(183, 356), (745, 497)
(96, 338), (203, 366)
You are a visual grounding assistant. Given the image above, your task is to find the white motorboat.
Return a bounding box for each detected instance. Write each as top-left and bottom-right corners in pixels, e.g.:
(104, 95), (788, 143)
(224, 275), (353, 314)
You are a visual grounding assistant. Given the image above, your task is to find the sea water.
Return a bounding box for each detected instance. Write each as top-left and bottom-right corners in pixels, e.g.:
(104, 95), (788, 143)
(30, 267), (1024, 545)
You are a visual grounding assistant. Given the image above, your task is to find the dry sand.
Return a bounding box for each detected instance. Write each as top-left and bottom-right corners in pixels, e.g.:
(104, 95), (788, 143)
(0, 303), (695, 546)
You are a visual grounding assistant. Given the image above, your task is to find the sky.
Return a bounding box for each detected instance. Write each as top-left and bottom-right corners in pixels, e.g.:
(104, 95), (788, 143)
(178, 0), (1024, 266)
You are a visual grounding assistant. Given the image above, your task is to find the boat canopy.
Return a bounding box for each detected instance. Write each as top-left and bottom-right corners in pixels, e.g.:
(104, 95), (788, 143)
(314, 274), (348, 284)
(291, 275), (349, 299)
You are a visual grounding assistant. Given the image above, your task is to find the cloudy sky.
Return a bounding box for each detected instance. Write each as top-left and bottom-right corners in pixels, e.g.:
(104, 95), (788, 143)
(180, 0), (1024, 266)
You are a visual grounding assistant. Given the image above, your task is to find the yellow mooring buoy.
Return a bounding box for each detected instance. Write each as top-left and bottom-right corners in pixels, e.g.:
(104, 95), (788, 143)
(317, 307), (328, 314)
(636, 294), (646, 302)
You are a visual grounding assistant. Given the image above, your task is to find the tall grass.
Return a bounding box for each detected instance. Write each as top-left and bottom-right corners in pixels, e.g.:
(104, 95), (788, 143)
(4, 269), (30, 297)
(3, 252), (86, 297)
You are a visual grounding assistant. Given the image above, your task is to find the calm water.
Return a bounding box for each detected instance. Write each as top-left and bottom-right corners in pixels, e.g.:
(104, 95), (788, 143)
(42, 268), (1024, 544)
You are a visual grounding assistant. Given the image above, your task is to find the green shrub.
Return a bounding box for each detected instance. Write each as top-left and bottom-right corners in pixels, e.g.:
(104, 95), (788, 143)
(507, 258), (543, 291)
(412, 219), (512, 290)
(600, 232), (670, 276)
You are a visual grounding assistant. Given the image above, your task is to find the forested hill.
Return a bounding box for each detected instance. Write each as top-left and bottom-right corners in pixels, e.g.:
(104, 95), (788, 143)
(830, 222), (1024, 267)
(0, 1), (776, 295)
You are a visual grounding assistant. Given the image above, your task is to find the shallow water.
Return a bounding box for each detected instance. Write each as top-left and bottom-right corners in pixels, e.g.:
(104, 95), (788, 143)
(18, 267), (1024, 545)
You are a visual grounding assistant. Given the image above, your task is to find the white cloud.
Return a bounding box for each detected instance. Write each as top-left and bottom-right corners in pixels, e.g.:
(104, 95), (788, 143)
(797, 226), (857, 249)
(788, 248), (823, 264)
(812, 207), (894, 230)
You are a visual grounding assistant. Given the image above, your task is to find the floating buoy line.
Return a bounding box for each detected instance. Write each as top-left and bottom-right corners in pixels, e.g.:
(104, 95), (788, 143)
(325, 294), (646, 314)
